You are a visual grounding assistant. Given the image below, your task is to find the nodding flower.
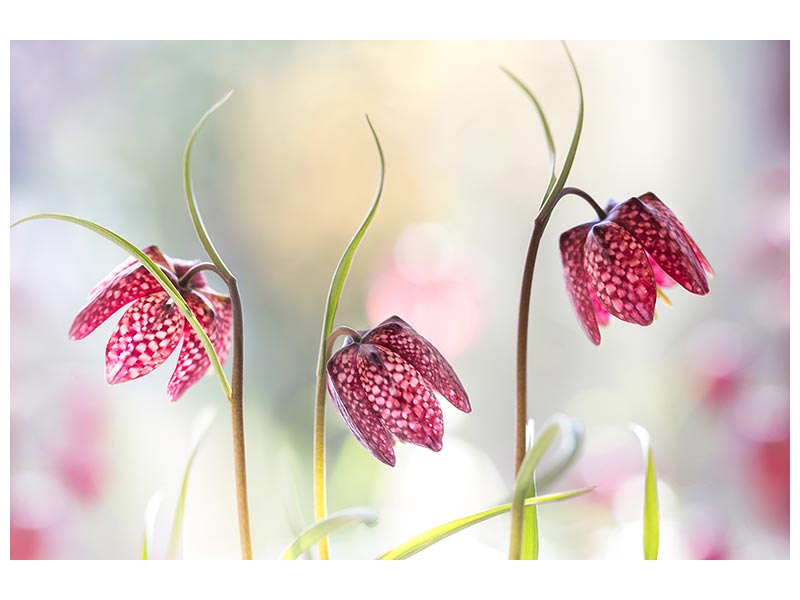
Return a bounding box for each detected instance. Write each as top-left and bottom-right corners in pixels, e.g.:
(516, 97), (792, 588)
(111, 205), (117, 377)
(70, 245), (232, 401)
(560, 192), (713, 344)
(326, 316), (471, 466)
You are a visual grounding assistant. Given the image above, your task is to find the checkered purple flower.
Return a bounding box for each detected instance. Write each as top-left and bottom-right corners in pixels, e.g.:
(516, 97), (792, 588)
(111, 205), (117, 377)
(326, 316), (471, 466)
(560, 192), (713, 344)
(70, 245), (232, 401)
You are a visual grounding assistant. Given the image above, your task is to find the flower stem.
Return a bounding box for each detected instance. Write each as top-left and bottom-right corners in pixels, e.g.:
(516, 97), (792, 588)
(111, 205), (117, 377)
(313, 324), (364, 560)
(228, 278), (253, 559)
(514, 186), (606, 475)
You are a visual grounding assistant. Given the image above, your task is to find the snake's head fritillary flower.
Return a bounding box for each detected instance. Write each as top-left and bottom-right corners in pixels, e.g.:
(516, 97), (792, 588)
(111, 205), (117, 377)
(70, 245), (232, 402)
(560, 192), (713, 344)
(326, 316), (471, 466)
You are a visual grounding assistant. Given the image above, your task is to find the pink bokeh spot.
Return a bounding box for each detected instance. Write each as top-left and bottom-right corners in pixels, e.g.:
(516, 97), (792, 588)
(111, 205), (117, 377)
(367, 224), (484, 358)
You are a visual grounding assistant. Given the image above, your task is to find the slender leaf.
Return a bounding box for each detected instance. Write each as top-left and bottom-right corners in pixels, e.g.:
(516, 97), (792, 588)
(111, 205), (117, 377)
(378, 487), (593, 560)
(631, 424), (660, 560)
(183, 90), (236, 280)
(166, 407), (217, 559)
(319, 115), (385, 346)
(11, 214), (233, 400)
(537, 419), (586, 489)
(500, 67), (557, 204)
(311, 117), (385, 556)
(281, 507), (378, 560)
(508, 416), (565, 559)
(541, 41), (585, 214)
(140, 491), (164, 560)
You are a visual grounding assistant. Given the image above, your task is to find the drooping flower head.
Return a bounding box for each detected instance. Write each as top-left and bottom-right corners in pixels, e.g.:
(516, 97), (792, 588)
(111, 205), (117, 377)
(70, 245), (232, 401)
(326, 316), (471, 466)
(560, 192), (713, 344)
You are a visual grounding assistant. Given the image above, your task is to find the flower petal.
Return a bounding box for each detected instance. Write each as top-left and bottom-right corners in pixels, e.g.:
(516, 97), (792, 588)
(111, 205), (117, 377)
(609, 197), (708, 295)
(70, 246), (172, 341)
(559, 223), (602, 344)
(357, 344), (444, 453)
(638, 192), (714, 276)
(165, 293), (217, 402)
(585, 221), (656, 326)
(590, 286), (611, 327)
(105, 291), (184, 384)
(326, 344), (396, 466)
(362, 316), (470, 412)
(197, 290), (233, 371)
(648, 255), (676, 289)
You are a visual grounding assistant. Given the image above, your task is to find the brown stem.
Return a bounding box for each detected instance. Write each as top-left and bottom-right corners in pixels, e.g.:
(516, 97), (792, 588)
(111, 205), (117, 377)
(514, 186), (606, 475)
(228, 278), (253, 559)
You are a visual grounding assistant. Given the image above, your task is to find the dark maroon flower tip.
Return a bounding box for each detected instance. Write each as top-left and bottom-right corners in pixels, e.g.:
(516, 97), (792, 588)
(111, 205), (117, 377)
(325, 316), (469, 466)
(71, 246), (232, 402)
(559, 192), (710, 344)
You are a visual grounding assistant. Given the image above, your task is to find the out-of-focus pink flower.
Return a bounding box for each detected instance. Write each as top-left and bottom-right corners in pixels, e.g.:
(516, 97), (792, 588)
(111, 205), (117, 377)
(55, 382), (108, 501)
(687, 324), (749, 410)
(367, 223), (484, 357)
(560, 192), (712, 344)
(10, 519), (46, 560)
(326, 316), (471, 466)
(732, 389), (790, 530)
(70, 245), (232, 402)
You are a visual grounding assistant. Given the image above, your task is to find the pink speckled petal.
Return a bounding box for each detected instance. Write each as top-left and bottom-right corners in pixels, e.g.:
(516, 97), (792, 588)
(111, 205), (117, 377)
(362, 316), (470, 412)
(638, 192), (714, 277)
(648, 254), (675, 288)
(585, 221), (656, 326)
(608, 197), (708, 295)
(326, 344), (396, 466)
(104, 291), (184, 384)
(357, 344), (444, 452)
(198, 290), (233, 370)
(589, 286), (611, 327)
(70, 246), (172, 341)
(165, 293), (217, 402)
(559, 224), (601, 345)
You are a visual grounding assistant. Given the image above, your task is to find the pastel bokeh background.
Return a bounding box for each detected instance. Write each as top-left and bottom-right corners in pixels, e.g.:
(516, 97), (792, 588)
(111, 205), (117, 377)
(10, 41), (789, 559)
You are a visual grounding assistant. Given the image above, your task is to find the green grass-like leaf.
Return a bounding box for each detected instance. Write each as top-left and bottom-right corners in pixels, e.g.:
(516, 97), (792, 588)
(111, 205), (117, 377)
(500, 67), (557, 205)
(377, 487), (593, 560)
(632, 424), (660, 560)
(11, 214), (232, 401)
(318, 115), (385, 347)
(508, 416), (567, 559)
(541, 41), (585, 213)
(281, 507), (378, 560)
(183, 90), (236, 280)
(537, 419), (586, 489)
(140, 491), (164, 560)
(167, 407), (217, 559)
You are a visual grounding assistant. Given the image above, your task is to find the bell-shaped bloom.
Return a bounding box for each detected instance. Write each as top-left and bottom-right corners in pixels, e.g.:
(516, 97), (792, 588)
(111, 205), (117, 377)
(560, 192), (713, 344)
(326, 316), (471, 466)
(70, 245), (232, 402)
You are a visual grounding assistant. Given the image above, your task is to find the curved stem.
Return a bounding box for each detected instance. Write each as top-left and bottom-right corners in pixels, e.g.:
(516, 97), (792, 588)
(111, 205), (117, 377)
(178, 261), (221, 288)
(513, 186), (605, 475)
(227, 278), (252, 559)
(560, 187), (607, 220)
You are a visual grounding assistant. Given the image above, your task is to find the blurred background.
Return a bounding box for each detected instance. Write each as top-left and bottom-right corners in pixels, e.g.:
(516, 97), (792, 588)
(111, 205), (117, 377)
(10, 41), (789, 559)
